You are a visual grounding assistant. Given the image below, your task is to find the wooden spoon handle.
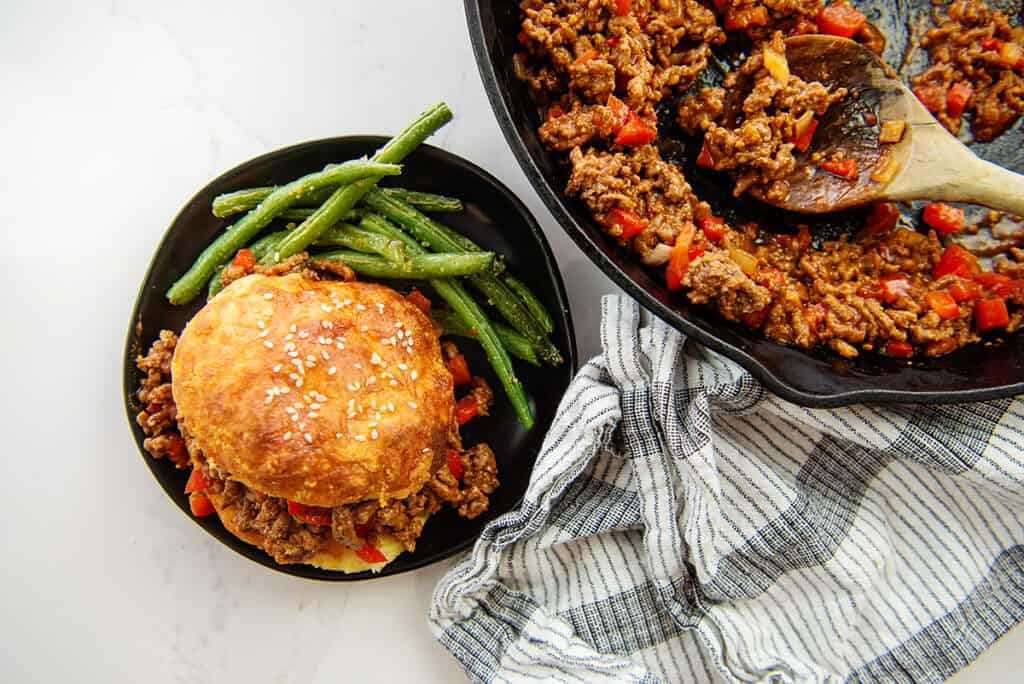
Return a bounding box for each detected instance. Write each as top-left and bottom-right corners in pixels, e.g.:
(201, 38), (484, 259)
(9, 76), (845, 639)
(946, 158), (1024, 217)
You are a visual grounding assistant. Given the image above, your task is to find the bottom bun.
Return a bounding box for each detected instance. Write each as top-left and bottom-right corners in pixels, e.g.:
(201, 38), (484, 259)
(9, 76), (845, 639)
(206, 489), (408, 573)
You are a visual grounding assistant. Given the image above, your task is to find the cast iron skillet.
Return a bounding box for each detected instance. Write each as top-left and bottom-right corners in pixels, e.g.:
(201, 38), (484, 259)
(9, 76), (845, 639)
(122, 137), (577, 581)
(465, 0), (1024, 406)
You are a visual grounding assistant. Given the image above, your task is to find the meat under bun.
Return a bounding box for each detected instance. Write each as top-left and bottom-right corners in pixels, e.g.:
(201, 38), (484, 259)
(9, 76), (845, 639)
(171, 273), (453, 509)
(203, 487), (414, 573)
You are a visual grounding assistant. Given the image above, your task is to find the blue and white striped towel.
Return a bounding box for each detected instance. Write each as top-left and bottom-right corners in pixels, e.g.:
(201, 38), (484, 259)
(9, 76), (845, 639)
(430, 295), (1024, 683)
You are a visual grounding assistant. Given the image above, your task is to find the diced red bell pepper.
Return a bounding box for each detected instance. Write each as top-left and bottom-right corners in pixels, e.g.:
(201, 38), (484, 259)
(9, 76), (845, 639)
(606, 94), (631, 133)
(455, 396), (479, 425)
(741, 306), (771, 328)
(189, 492), (215, 518)
(354, 521), (374, 538)
(614, 111), (657, 146)
(949, 278), (982, 302)
(816, 2), (867, 38)
(885, 340), (914, 358)
(922, 202), (964, 234)
(547, 105), (565, 120)
(518, 31), (529, 45)
(993, 279), (1024, 300)
(878, 274), (912, 303)
(665, 222), (697, 291)
(613, 0), (631, 16)
(932, 244), (977, 279)
(405, 288), (431, 313)
(184, 468), (210, 494)
(355, 541), (388, 564)
(865, 202), (901, 235)
(713, 0), (730, 11)
(975, 298), (1010, 331)
(925, 291), (960, 320)
(981, 37), (1001, 51)
(446, 448), (464, 480)
(818, 158), (858, 180)
(164, 434), (189, 467)
(946, 82), (974, 118)
(287, 501), (333, 527)
(756, 267), (786, 288)
(793, 117), (819, 152)
(688, 244), (706, 261)
(973, 271), (1011, 290)
(913, 85), (946, 113)
(446, 353), (472, 386)
(606, 36), (620, 48)
(606, 207), (649, 239)
(696, 139), (716, 168)
(231, 248), (256, 272)
(574, 50), (597, 66)
(724, 5), (768, 31)
(698, 215), (727, 243)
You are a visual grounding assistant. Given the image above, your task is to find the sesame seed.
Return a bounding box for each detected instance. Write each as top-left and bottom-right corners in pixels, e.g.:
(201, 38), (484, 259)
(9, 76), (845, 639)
(408, 401), (418, 409)
(283, 432), (292, 440)
(394, 322), (403, 328)
(288, 351), (298, 358)
(397, 330), (404, 339)
(257, 321), (265, 329)
(264, 293), (274, 300)
(370, 429), (378, 440)
(291, 414), (299, 422)
(389, 380), (398, 386)
(298, 331), (310, 339)
(284, 342), (295, 352)
(370, 352), (382, 365)
(304, 360), (314, 368)
(285, 406), (296, 414)
(264, 396), (273, 404)
(354, 435), (366, 442)
(343, 299), (352, 306)
(398, 363), (408, 371)
(376, 303), (384, 314)
(264, 341), (274, 349)
(284, 333), (294, 342)
(273, 364), (282, 373)
(336, 433), (343, 438)
(355, 303), (366, 311)
(298, 422), (305, 430)
(387, 402), (395, 412)
(258, 330), (269, 338)
(306, 354), (316, 362)
(328, 367), (337, 376)
(281, 387), (290, 394)
(304, 433), (313, 443)
(321, 351), (330, 361)
(422, 447), (430, 453)
(375, 412), (382, 420)
(308, 412), (318, 419)
(360, 325), (368, 332)
(410, 370), (418, 380)
(310, 403), (320, 410)
(290, 324), (297, 333)
(366, 376), (376, 385)
(296, 379), (303, 387)
(321, 303), (333, 312)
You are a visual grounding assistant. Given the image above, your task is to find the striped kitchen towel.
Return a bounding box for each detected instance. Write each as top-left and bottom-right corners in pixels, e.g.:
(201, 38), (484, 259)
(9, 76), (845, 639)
(429, 295), (1024, 683)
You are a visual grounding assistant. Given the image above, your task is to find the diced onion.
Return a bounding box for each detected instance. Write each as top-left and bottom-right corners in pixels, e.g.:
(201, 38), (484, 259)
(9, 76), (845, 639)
(730, 248), (758, 277)
(642, 242), (673, 266)
(793, 110), (815, 139)
(878, 120), (906, 144)
(870, 153), (900, 183)
(762, 45), (790, 83)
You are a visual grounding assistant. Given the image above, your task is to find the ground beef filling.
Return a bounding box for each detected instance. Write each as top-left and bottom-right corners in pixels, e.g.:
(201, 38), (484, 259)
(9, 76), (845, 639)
(135, 277), (500, 565)
(677, 32), (847, 201)
(518, 0), (1023, 358)
(911, 0), (1024, 141)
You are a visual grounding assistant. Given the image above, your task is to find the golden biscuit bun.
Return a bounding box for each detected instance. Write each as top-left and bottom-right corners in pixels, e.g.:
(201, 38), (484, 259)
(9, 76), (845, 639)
(204, 488), (409, 573)
(172, 273), (453, 507)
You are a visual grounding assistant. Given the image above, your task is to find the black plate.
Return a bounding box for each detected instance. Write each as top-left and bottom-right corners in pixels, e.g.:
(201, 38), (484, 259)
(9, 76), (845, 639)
(122, 137), (577, 580)
(465, 0), (1024, 406)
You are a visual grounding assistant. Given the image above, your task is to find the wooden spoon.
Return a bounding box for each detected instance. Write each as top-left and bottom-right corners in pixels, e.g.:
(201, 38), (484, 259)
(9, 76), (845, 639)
(747, 34), (1024, 215)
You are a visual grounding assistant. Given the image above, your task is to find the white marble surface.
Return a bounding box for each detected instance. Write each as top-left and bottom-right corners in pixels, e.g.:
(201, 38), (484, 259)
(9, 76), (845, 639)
(1, 1), (1019, 681)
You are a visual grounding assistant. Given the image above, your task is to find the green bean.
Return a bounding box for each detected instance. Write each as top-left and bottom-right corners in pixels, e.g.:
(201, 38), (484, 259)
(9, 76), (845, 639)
(212, 185), (335, 218)
(359, 214), (534, 429)
(165, 160), (402, 305)
(430, 309), (540, 366)
(380, 188), (462, 212)
(207, 230), (288, 298)
(317, 250), (494, 279)
(314, 224), (406, 265)
(263, 103), (453, 265)
(362, 190), (562, 365)
(504, 276), (554, 334)
(215, 187), (459, 217)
